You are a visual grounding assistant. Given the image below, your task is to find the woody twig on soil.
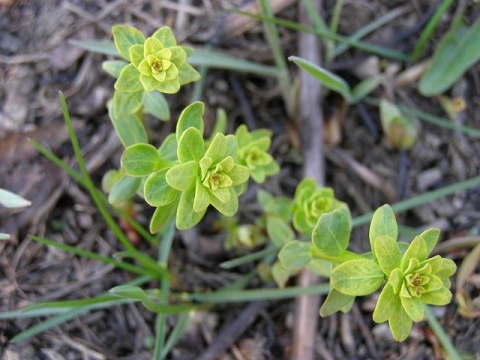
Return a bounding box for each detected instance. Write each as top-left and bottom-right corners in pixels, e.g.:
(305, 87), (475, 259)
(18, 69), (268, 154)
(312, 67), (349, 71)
(291, 0), (324, 359)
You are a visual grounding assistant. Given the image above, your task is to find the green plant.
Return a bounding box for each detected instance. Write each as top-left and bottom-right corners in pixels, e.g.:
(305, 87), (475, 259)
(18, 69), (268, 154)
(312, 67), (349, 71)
(2, 19), (468, 359)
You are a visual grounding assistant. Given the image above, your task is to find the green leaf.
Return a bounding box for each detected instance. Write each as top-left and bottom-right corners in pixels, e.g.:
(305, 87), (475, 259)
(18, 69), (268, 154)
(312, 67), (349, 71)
(152, 26), (177, 47)
(176, 102), (205, 142)
(0, 189), (31, 208)
(102, 60), (128, 78)
(144, 169), (179, 207)
(121, 144), (163, 177)
(107, 101), (147, 147)
(178, 62), (201, 85)
(114, 64), (142, 92)
(157, 133), (178, 162)
(150, 201), (177, 234)
(177, 127), (204, 163)
(110, 285), (194, 314)
(369, 204), (398, 260)
(418, 228), (440, 256)
(176, 187), (206, 229)
(420, 287), (452, 305)
(0, 233), (11, 240)
(209, 188), (238, 216)
(288, 56), (352, 102)
(70, 39), (118, 56)
(266, 215), (295, 247)
(373, 282), (398, 323)
(379, 99), (417, 149)
(271, 261), (293, 288)
(330, 259), (384, 296)
(375, 235), (401, 276)
(108, 175), (141, 204)
(351, 74), (383, 103)
(311, 209), (351, 257)
(419, 20), (480, 95)
(389, 306), (412, 342)
(143, 91), (170, 121)
(320, 289), (355, 317)
(166, 161), (198, 191)
(306, 258), (332, 277)
(113, 90), (143, 118)
(401, 236), (427, 272)
(400, 296), (424, 322)
(278, 241), (311, 271)
(155, 78), (180, 94)
(112, 25), (145, 61)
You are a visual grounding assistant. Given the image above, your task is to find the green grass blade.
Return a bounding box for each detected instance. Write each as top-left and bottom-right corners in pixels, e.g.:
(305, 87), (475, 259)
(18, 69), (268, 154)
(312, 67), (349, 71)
(325, 0), (344, 62)
(160, 311), (194, 359)
(424, 305), (463, 360)
(301, 0), (329, 57)
(70, 39), (119, 56)
(30, 235), (161, 278)
(188, 48), (280, 77)
(259, 0), (293, 115)
(187, 284), (330, 303)
(232, 10), (408, 61)
(332, 6), (407, 58)
(352, 175), (480, 227)
(410, 0), (454, 61)
(220, 246), (278, 269)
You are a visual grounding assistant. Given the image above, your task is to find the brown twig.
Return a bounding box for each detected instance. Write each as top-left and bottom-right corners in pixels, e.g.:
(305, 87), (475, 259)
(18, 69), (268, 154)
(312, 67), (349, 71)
(291, 1), (324, 360)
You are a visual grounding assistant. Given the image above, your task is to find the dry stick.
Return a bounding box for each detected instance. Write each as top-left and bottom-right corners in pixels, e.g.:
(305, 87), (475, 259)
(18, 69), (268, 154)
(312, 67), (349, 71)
(197, 301), (267, 360)
(291, 1), (324, 360)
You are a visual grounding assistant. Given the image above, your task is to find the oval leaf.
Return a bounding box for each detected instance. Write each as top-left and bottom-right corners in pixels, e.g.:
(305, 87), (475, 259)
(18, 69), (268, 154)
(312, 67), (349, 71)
(108, 175), (141, 204)
(330, 259), (384, 296)
(312, 209), (351, 257)
(278, 241), (311, 271)
(369, 204), (398, 260)
(143, 90), (170, 121)
(112, 25), (145, 61)
(0, 189), (31, 208)
(176, 102), (204, 142)
(122, 144), (163, 177)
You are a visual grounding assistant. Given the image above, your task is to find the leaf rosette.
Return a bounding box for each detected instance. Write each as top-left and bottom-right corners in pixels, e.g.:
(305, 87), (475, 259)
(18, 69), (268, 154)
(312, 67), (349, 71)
(235, 125), (279, 184)
(292, 178), (345, 235)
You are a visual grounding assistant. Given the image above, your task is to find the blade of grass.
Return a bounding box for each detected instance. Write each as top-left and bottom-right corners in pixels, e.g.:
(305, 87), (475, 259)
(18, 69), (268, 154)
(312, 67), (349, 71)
(325, 0), (344, 62)
(352, 174), (480, 227)
(231, 10), (408, 61)
(30, 236), (165, 279)
(188, 48), (281, 77)
(186, 284), (330, 303)
(220, 246), (278, 269)
(160, 311), (194, 359)
(331, 6), (408, 58)
(424, 305), (463, 360)
(410, 0), (454, 61)
(301, 0), (329, 59)
(259, 0), (293, 115)
(153, 220), (176, 359)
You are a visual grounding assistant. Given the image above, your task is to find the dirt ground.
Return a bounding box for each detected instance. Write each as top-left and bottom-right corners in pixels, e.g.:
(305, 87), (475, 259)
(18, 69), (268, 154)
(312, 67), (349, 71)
(1, 0), (480, 359)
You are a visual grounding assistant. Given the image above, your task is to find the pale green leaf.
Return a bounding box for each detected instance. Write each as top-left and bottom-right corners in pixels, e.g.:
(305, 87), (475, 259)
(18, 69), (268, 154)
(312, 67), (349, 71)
(351, 74), (383, 103)
(320, 289), (355, 317)
(102, 60), (128, 78)
(306, 258), (332, 277)
(375, 235), (401, 276)
(0, 233), (10, 240)
(114, 64), (142, 92)
(209, 188), (238, 216)
(177, 127), (204, 163)
(419, 20), (480, 95)
(401, 236), (427, 272)
(389, 307), (412, 342)
(278, 241), (311, 271)
(144, 169), (179, 207)
(369, 204), (398, 261)
(176, 102), (205, 142)
(379, 99), (417, 149)
(420, 287), (452, 305)
(107, 101), (147, 147)
(166, 161), (198, 191)
(330, 259), (384, 296)
(129, 44), (144, 67)
(113, 90), (143, 118)
(112, 25), (145, 61)
(271, 261), (293, 288)
(0, 189), (31, 208)
(176, 188), (206, 229)
(143, 90), (170, 121)
(150, 200), (177, 234)
(400, 296), (424, 322)
(373, 283), (399, 323)
(155, 78), (180, 94)
(288, 56), (352, 102)
(266, 215), (294, 247)
(178, 62), (201, 85)
(157, 133), (178, 162)
(418, 228), (440, 256)
(311, 209), (351, 257)
(121, 144), (163, 177)
(108, 175), (141, 204)
(152, 26), (177, 47)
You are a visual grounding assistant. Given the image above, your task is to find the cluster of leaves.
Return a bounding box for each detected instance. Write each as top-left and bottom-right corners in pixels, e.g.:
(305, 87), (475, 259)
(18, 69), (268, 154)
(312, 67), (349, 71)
(277, 204), (456, 341)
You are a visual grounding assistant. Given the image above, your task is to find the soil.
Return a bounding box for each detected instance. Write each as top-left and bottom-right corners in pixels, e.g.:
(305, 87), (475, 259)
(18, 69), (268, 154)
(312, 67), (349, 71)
(1, 0), (480, 359)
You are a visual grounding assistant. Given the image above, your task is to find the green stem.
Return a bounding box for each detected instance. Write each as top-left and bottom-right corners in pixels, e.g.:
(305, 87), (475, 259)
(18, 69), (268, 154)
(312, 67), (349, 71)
(326, 0), (344, 62)
(424, 305), (462, 360)
(153, 220), (176, 360)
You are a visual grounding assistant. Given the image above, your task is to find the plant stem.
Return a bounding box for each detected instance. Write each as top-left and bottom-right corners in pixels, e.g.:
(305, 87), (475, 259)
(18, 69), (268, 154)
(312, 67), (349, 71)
(424, 305), (462, 360)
